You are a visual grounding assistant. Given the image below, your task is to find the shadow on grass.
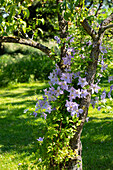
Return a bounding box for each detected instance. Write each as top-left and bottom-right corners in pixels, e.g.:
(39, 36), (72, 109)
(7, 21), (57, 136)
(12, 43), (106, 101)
(0, 83), (49, 98)
(82, 117), (113, 170)
(0, 116), (46, 156)
(1, 90), (36, 98)
(0, 83), (48, 160)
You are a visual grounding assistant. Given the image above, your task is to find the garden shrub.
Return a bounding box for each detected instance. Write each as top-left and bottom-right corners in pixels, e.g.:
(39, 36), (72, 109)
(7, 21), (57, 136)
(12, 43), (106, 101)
(0, 44), (54, 86)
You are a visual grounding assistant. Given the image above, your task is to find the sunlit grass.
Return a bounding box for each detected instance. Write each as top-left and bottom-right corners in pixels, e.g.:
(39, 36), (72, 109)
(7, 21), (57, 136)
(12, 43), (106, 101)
(0, 81), (48, 169)
(82, 106), (113, 169)
(0, 79), (113, 169)
(82, 79), (113, 169)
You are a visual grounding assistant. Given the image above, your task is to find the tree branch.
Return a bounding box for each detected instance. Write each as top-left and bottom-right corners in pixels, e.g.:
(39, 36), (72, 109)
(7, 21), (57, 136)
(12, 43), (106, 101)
(98, 13), (113, 37)
(101, 13), (113, 27)
(0, 36), (51, 56)
(81, 19), (97, 40)
(100, 24), (113, 32)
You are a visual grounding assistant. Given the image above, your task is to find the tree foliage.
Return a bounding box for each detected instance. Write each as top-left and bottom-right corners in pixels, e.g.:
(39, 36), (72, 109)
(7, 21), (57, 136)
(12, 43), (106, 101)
(0, 0), (58, 41)
(0, 0), (113, 169)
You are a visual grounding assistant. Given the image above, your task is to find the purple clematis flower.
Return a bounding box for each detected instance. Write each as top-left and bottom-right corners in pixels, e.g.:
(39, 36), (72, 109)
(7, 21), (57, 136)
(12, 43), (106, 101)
(86, 117), (89, 122)
(37, 137), (44, 142)
(74, 89), (81, 98)
(68, 93), (76, 101)
(24, 109), (29, 113)
(68, 88), (81, 100)
(90, 83), (100, 94)
(97, 106), (101, 111)
(67, 35), (75, 43)
(59, 81), (69, 91)
(73, 71), (80, 79)
(42, 95), (47, 101)
(33, 112), (37, 117)
(56, 86), (63, 97)
(101, 64), (108, 71)
(77, 77), (88, 88)
(67, 47), (75, 55)
(81, 89), (89, 98)
(45, 105), (52, 113)
(38, 100), (45, 108)
(61, 73), (72, 84)
(87, 40), (92, 46)
(54, 36), (61, 44)
(101, 89), (106, 102)
(108, 91), (111, 98)
(90, 99), (96, 109)
(48, 95), (56, 102)
(63, 55), (72, 65)
(71, 111), (76, 117)
(54, 64), (61, 76)
(110, 85), (113, 91)
(52, 77), (59, 85)
(65, 100), (79, 113)
(108, 76), (113, 83)
(48, 72), (54, 80)
(49, 87), (56, 95)
(72, 109), (83, 117)
(42, 112), (47, 119)
(100, 45), (107, 54)
(44, 89), (50, 96)
(68, 87), (76, 93)
(78, 109), (83, 114)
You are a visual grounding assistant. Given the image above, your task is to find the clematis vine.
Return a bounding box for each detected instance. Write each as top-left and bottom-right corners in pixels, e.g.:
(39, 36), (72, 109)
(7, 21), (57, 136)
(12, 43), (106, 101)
(33, 37), (112, 124)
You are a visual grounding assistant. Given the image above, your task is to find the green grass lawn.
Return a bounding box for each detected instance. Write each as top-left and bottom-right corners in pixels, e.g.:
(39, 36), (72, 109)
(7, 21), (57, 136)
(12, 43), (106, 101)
(0, 80), (113, 170)
(0, 81), (49, 170)
(82, 77), (113, 170)
(82, 102), (113, 170)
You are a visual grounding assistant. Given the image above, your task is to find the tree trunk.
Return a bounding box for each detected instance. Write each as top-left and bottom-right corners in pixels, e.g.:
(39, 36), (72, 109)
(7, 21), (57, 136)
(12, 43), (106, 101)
(67, 132), (82, 170)
(52, 1), (105, 169)
(54, 2), (100, 169)
(57, 13), (68, 70)
(66, 38), (101, 170)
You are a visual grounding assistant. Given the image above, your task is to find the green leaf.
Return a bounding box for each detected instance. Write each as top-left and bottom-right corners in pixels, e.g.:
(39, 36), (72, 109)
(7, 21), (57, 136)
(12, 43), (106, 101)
(41, 18), (45, 25)
(21, 21), (27, 33)
(23, 8), (30, 19)
(2, 32), (7, 36)
(1, 0), (4, 5)
(37, 28), (43, 35)
(8, 5), (17, 21)
(0, 16), (2, 24)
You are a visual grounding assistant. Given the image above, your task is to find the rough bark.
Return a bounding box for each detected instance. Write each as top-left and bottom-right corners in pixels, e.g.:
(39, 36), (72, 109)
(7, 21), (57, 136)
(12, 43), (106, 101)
(81, 19), (97, 40)
(100, 13), (113, 27)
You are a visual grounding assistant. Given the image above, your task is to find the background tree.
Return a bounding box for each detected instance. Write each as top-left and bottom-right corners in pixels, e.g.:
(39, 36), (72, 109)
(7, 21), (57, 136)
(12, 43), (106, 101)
(0, 0), (113, 169)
